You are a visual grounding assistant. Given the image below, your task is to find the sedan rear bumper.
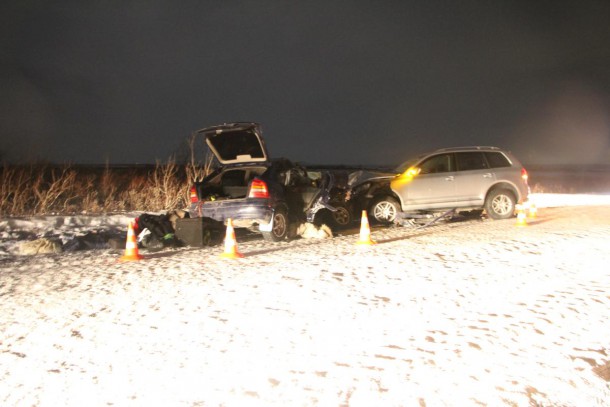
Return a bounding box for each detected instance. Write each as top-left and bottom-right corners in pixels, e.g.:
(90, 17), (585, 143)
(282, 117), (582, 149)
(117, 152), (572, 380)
(189, 199), (274, 228)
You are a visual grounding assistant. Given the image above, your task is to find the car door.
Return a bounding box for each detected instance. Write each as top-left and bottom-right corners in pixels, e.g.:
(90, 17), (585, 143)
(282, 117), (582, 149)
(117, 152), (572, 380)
(283, 166), (322, 220)
(452, 152), (495, 205)
(393, 153), (457, 209)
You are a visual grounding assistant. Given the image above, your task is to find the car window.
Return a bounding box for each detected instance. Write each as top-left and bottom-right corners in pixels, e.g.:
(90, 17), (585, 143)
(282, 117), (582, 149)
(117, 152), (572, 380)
(395, 157), (421, 174)
(485, 152), (511, 168)
(419, 154), (454, 174)
(456, 152), (488, 171)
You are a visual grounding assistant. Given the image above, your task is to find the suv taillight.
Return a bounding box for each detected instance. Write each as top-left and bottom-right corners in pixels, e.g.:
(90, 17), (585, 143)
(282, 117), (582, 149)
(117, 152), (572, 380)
(189, 186), (199, 203)
(521, 168), (529, 183)
(248, 179), (269, 198)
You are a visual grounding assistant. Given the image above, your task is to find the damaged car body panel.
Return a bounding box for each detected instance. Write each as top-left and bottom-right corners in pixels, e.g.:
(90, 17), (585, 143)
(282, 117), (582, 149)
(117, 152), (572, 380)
(346, 169), (396, 204)
(300, 166), (396, 226)
(188, 123), (342, 241)
(313, 167), (396, 224)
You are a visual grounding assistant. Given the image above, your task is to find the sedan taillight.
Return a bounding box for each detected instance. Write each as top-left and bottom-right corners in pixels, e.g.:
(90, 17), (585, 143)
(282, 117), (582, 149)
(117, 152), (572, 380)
(248, 179), (269, 198)
(189, 186), (199, 203)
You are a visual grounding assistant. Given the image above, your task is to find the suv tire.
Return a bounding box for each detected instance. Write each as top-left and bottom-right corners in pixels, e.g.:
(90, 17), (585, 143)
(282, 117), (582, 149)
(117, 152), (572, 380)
(262, 207), (289, 242)
(370, 196), (400, 224)
(485, 189), (516, 220)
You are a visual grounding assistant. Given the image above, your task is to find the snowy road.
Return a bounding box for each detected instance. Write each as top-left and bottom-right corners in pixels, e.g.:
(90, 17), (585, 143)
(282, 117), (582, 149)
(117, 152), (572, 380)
(1, 204), (610, 406)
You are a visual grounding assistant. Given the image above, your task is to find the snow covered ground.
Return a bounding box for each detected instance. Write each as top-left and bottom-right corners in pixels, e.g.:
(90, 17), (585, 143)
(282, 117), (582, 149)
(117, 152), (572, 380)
(1, 193), (610, 406)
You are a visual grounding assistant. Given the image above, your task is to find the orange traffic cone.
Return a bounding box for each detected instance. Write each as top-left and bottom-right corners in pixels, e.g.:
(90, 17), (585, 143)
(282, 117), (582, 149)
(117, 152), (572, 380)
(120, 221), (143, 261)
(220, 218), (244, 259)
(356, 210), (376, 245)
(528, 202), (537, 218)
(515, 204), (528, 227)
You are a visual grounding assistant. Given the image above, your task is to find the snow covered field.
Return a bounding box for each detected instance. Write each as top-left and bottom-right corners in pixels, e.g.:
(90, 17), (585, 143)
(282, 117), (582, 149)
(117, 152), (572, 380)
(1, 193), (610, 406)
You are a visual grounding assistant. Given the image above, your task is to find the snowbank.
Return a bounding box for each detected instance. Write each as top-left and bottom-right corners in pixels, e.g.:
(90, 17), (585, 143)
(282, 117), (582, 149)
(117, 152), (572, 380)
(530, 192), (610, 208)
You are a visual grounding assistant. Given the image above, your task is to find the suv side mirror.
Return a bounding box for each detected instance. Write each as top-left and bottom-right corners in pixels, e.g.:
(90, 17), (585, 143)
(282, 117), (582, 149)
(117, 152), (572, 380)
(396, 166), (421, 180)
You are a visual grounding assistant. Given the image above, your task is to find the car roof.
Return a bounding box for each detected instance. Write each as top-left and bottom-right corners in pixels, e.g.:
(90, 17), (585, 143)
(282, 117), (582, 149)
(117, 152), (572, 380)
(395, 146), (514, 172)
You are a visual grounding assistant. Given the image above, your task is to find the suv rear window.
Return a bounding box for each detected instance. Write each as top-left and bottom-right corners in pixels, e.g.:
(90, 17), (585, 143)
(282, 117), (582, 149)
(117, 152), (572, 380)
(209, 130), (266, 161)
(456, 152), (488, 171)
(485, 152), (511, 168)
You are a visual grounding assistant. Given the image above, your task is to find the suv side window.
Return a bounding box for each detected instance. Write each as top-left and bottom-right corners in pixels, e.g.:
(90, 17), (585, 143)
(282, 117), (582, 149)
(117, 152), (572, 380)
(485, 152), (511, 168)
(456, 152), (488, 171)
(419, 153), (454, 174)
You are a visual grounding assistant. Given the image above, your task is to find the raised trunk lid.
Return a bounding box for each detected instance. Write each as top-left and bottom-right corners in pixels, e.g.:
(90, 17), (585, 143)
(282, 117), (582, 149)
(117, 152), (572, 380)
(199, 122), (269, 165)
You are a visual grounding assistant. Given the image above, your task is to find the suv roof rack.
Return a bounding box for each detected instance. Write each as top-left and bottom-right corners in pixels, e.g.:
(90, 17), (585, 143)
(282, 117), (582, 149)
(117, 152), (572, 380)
(434, 146), (501, 152)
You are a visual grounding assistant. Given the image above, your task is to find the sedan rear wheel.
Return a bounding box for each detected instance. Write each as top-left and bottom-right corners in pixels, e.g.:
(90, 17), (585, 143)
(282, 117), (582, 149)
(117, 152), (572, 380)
(262, 208), (289, 242)
(370, 197), (400, 224)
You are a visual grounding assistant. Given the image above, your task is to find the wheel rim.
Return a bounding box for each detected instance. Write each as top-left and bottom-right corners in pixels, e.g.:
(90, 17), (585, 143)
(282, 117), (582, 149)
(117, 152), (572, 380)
(491, 194), (512, 216)
(272, 213), (287, 238)
(332, 207), (350, 225)
(374, 201), (396, 222)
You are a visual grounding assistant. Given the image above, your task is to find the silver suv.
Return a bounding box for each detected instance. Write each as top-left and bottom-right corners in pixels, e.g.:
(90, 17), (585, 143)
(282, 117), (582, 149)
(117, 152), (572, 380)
(368, 146), (530, 222)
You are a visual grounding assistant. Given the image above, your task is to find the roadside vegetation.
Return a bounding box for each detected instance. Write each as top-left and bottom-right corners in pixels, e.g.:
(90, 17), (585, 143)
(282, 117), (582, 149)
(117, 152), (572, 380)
(0, 134), (214, 216)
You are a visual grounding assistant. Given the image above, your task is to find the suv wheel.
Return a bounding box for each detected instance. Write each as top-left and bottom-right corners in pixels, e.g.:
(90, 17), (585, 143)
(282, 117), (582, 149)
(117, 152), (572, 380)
(370, 196), (400, 224)
(262, 207), (289, 242)
(485, 189), (515, 220)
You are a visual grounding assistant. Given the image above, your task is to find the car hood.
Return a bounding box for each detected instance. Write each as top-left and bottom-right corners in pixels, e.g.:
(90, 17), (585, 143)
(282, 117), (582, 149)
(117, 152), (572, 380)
(199, 122), (270, 165)
(347, 169), (396, 187)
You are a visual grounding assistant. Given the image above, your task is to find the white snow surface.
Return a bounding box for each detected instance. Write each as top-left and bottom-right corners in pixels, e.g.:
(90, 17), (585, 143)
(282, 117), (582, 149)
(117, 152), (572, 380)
(1, 193), (610, 406)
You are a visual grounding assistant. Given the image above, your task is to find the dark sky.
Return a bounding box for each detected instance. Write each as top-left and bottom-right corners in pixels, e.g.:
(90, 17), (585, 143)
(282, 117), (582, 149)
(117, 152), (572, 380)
(2, 1), (609, 166)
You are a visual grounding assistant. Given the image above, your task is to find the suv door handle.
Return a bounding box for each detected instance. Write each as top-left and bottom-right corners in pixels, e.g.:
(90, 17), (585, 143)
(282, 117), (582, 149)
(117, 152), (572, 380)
(444, 176), (454, 181)
(483, 173), (493, 178)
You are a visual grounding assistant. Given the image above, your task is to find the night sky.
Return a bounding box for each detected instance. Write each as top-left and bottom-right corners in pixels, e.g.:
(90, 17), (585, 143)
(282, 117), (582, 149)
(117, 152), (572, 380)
(2, 1), (609, 166)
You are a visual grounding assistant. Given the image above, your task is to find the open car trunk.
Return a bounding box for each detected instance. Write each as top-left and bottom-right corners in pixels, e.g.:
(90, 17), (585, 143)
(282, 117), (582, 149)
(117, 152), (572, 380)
(196, 167), (268, 201)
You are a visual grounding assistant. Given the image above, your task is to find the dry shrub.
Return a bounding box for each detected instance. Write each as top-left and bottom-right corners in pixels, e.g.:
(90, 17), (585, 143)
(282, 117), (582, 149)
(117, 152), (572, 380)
(0, 138), (215, 216)
(1, 164), (80, 215)
(184, 131), (216, 205)
(80, 176), (103, 213)
(149, 158), (184, 210)
(125, 173), (154, 210)
(1, 164), (34, 215)
(0, 160), (199, 216)
(186, 131), (214, 183)
(32, 166), (78, 214)
(99, 165), (121, 211)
